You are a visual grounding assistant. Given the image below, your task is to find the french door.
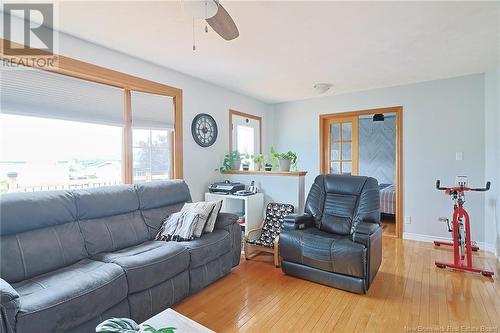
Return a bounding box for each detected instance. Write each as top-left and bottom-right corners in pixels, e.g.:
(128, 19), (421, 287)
(322, 116), (359, 175)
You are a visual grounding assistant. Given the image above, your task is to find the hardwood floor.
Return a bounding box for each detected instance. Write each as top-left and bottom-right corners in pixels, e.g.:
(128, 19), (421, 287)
(174, 237), (500, 332)
(382, 220), (396, 236)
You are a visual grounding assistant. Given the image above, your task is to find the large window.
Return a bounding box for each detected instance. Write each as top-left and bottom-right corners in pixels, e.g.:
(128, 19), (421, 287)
(0, 65), (178, 193)
(131, 91), (174, 183)
(0, 114), (122, 192)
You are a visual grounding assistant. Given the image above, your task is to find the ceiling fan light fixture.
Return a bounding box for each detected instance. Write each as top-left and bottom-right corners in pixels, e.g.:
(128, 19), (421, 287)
(183, 0), (218, 19)
(313, 83), (333, 94)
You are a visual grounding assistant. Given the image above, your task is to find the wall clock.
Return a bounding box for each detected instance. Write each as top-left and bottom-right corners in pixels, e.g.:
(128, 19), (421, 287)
(191, 113), (218, 147)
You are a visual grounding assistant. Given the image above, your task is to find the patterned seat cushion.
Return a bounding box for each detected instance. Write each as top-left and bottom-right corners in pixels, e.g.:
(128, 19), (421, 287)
(246, 203), (294, 248)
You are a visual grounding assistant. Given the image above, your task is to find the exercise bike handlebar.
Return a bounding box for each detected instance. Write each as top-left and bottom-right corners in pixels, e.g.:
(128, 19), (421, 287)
(435, 180), (491, 192)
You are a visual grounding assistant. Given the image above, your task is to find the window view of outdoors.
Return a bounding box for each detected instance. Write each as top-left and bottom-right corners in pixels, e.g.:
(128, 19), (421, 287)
(237, 124), (255, 155)
(132, 128), (171, 183)
(0, 114), (122, 193)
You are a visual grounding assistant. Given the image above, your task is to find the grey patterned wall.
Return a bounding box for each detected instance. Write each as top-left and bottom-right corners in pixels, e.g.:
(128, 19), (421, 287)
(358, 116), (396, 184)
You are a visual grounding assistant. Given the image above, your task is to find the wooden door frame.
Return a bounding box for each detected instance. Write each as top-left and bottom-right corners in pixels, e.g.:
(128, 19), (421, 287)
(322, 115), (359, 175)
(228, 109), (263, 154)
(1, 38), (183, 182)
(319, 106), (403, 238)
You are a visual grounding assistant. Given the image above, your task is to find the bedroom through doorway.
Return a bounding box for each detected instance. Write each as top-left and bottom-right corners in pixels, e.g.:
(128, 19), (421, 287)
(319, 107), (403, 237)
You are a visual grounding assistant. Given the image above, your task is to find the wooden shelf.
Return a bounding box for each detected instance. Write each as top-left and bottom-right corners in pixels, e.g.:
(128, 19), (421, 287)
(221, 170), (307, 177)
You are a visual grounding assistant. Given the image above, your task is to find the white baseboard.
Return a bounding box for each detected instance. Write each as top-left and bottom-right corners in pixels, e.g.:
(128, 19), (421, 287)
(402, 232), (498, 259)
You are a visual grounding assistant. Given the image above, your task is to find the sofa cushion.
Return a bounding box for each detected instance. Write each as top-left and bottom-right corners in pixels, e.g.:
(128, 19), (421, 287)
(135, 181), (192, 237)
(179, 229), (231, 268)
(79, 211), (150, 256)
(135, 180), (191, 211)
(0, 190), (76, 236)
(279, 228), (366, 278)
(1, 221), (88, 283)
(13, 259), (127, 333)
(93, 241), (189, 293)
(74, 185), (139, 220)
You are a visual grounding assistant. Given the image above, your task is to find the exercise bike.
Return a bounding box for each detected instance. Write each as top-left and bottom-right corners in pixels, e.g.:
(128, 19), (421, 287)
(433, 177), (494, 277)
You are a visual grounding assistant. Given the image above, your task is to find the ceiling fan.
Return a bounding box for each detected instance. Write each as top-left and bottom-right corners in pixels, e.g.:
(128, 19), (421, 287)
(183, 0), (239, 49)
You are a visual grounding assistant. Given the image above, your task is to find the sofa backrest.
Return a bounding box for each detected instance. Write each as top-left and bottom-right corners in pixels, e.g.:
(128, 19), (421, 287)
(135, 180), (192, 238)
(74, 185), (149, 256)
(0, 191), (87, 283)
(305, 174), (380, 235)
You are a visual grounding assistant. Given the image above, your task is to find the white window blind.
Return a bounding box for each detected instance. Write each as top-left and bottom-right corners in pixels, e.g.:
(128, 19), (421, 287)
(131, 91), (173, 129)
(0, 67), (124, 125)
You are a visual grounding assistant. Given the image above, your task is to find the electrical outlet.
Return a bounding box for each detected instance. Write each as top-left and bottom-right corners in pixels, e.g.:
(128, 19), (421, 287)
(404, 216), (411, 224)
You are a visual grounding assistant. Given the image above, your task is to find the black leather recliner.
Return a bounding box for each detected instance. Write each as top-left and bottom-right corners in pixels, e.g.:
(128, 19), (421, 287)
(279, 174), (382, 294)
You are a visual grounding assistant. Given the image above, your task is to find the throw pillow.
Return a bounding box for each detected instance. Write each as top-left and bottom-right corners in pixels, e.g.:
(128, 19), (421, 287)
(203, 200), (222, 233)
(155, 211), (201, 242)
(181, 201), (218, 237)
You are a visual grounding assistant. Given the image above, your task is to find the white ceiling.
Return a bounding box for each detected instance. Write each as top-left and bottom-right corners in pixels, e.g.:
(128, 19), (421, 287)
(49, 1), (500, 103)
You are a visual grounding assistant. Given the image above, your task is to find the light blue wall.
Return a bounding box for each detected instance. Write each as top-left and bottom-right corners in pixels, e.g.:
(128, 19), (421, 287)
(273, 74), (487, 243)
(484, 66), (500, 257)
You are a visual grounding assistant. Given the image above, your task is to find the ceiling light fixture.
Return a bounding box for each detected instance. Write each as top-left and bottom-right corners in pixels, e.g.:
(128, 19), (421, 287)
(313, 83), (333, 94)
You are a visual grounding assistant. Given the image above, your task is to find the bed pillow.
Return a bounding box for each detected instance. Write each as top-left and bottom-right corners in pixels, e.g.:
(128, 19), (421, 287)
(181, 201), (220, 237)
(203, 200), (223, 233)
(155, 211), (201, 242)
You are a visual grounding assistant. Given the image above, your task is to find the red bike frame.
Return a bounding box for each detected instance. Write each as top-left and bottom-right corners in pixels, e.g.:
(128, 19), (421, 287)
(433, 181), (494, 277)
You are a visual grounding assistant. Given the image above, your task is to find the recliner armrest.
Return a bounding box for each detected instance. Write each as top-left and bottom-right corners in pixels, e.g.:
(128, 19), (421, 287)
(351, 221), (382, 247)
(1, 278), (20, 333)
(352, 221), (380, 236)
(282, 213), (314, 231)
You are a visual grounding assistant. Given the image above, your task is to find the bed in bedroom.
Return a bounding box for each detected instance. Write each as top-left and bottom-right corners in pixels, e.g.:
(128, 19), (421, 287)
(379, 183), (396, 216)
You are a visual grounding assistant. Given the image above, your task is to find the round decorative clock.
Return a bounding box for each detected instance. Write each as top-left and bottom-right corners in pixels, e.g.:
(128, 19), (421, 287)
(191, 113), (218, 147)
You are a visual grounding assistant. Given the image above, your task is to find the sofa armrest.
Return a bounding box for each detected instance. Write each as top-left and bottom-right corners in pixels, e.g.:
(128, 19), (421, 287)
(214, 212), (238, 230)
(0, 278), (19, 333)
(213, 212), (241, 267)
(282, 213), (314, 231)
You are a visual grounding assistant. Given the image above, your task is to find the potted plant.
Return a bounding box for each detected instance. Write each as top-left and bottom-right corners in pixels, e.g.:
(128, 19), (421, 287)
(219, 151), (242, 172)
(253, 154), (265, 171)
(241, 153), (252, 171)
(271, 147), (298, 172)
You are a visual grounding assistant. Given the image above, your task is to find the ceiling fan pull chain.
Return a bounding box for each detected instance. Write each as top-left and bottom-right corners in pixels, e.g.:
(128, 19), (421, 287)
(205, 0), (209, 33)
(192, 18), (196, 51)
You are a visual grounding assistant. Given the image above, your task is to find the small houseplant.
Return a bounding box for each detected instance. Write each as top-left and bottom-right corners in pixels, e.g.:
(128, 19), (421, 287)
(270, 147), (298, 172)
(253, 154), (265, 171)
(242, 153), (252, 171)
(219, 151), (242, 172)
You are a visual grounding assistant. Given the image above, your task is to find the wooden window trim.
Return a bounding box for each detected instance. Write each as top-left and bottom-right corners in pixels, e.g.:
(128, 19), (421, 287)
(1, 38), (183, 181)
(228, 109), (263, 154)
(319, 106), (403, 238)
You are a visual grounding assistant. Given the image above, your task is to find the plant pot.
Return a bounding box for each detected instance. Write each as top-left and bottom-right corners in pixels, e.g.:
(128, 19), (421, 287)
(278, 159), (292, 172)
(242, 164), (250, 171)
(231, 159), (241, 170)
(264, 164), (272, 171)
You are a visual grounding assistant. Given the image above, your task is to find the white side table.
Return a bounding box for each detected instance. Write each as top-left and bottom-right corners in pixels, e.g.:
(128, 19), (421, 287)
(205, 192), (264, 236)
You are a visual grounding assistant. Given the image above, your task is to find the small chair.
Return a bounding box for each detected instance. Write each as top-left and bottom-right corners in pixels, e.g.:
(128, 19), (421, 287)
(244, 202), (294, 267)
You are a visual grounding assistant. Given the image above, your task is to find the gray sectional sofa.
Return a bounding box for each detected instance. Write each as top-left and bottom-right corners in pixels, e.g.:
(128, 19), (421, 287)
(0, 181), (241, 333)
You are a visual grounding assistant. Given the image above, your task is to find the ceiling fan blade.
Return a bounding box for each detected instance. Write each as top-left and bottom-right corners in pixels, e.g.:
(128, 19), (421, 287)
(206, 3), (239, 41)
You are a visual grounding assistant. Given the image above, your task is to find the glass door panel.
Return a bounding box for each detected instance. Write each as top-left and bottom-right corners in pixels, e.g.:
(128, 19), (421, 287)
(326, 116), (358, 175)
